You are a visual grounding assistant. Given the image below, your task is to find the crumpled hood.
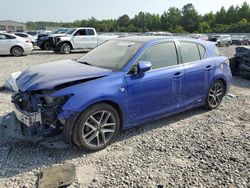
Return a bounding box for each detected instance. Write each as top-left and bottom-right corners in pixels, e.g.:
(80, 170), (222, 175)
(16, 59), (112, 92)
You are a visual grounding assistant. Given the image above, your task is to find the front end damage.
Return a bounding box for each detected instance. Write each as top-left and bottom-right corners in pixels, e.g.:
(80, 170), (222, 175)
(11, 90), (72, 136)
(230, 46), (250, 78)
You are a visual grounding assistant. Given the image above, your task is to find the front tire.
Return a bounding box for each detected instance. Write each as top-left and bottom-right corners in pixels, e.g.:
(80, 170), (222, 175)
(70, 103), (120, 151)
(11, 46), (24, 57)
(60, 43), (71, 54)
(42, 41), (50, 50)
(204, 80), (225, 110)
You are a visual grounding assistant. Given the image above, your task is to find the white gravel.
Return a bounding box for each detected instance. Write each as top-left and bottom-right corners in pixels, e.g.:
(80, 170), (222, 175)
(0, 47), (249, 188)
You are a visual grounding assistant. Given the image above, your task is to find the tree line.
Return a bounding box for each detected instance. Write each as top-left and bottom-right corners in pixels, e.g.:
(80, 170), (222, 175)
(26, 2), (250, 33)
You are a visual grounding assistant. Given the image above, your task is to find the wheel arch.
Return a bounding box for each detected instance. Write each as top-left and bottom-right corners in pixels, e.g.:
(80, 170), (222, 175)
(83, 100), (125, 131)
(10, 45), (24, 54)
(60, 41), (73, 49)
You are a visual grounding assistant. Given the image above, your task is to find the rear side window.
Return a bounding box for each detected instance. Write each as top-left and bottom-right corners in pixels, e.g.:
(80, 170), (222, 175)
(86, 29), (95, 35)
(197, 44), (206, 59)
(180, 42), (200, 63)
(0, 34), (15, 40)
(138, 42), (178, 69)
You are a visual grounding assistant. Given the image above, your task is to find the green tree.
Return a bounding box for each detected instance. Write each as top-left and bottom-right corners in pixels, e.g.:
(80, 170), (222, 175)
(181, 3), (200, 32)
(161, 7), (181, 30)
(198, 21), (211, 33)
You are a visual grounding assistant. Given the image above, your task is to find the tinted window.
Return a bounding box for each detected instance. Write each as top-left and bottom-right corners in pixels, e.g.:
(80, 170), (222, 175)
(180, 42), (200, 63)
(15, 33), (27, 38)
(0, 34), (15, 40)
(75, 29), (88, 36)
(198, 44), (206, 59)
(138, 42), (178, 70)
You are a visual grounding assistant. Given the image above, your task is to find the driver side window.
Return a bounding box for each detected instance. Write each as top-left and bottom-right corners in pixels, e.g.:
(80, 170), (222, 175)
(129, 42), (178, 74)
(138, 42), (178, 70)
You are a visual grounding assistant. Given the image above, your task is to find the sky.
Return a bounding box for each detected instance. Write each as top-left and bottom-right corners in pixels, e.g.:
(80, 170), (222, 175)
(0, 0), (249, 22)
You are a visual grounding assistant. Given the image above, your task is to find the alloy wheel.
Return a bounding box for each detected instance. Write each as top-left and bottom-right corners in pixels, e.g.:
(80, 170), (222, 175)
(208, 81), (224, 108)
(82, 110), (116, 148)
(63, 44), (71, 54)
(12, 47), (23, 56)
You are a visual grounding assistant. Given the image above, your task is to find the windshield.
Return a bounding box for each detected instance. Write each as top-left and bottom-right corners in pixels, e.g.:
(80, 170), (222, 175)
(49, 29), (68, 35)
(77, 40), (143, 70)
(214, 36), (221, 39)
(65, 29), (76, 35)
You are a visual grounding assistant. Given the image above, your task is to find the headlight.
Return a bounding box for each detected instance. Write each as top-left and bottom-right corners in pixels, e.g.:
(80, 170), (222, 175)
(43, 95), (69, 106)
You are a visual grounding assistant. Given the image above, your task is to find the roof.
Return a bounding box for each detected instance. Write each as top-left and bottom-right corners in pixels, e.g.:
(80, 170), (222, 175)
(115, 36), (209, 44)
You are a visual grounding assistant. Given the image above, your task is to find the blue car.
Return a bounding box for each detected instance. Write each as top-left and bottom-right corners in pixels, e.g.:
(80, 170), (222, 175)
(12, 36), (232, 151)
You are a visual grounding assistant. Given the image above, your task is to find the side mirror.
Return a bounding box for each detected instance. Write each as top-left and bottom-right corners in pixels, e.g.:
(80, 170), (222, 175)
(138, 61), (152, 74)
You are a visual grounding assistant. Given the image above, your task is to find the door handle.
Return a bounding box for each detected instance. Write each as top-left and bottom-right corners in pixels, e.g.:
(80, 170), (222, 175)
(205, 65), (213, 71)
(172, 72), (183, 79)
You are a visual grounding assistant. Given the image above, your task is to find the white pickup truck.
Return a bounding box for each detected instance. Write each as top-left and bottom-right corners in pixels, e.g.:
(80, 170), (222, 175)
(48, 27), (119, 54)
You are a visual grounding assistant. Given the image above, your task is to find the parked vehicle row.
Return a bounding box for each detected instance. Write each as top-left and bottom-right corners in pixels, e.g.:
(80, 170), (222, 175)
(209, 34), (249, 47)
(12, 36), (232, 151)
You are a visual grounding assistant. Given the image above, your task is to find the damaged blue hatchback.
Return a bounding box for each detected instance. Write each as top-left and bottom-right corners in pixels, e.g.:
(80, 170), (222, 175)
(12, 36), (232, 151)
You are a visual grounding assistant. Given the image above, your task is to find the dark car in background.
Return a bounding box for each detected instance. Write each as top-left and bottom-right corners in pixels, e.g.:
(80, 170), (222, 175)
(231, 35), (249, 45)
(37, 28), (69, 50)
(230, 46), (250, 77)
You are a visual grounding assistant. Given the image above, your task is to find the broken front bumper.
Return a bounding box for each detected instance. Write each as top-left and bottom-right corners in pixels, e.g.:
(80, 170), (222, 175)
(13, 104), (42, 127)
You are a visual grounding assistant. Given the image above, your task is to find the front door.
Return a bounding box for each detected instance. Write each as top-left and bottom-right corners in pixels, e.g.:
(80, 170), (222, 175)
(125, 42), (184, 124)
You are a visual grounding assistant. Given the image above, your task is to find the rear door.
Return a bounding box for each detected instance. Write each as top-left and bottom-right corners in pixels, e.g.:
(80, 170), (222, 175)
(125, 41), (184, 123)
(179, 41), (215, 108)
(73, 29), (97, 49)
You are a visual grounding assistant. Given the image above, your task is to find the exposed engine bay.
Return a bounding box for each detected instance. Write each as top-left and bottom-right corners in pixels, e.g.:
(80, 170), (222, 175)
(11, 90), (68, 136)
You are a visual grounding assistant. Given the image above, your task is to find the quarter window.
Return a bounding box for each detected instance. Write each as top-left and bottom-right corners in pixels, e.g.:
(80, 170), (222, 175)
(180, 42), (201, 63)
(138, 42), (178, 70)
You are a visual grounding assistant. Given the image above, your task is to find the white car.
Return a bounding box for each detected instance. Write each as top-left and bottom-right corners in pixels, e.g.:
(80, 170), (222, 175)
(14, 32), (37, 45)
(0, 33), (33, 56)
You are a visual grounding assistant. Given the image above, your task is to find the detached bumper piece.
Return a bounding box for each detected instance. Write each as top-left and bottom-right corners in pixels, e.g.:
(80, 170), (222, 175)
(38, 164), (76, 188)
(13, 104), (42, 127)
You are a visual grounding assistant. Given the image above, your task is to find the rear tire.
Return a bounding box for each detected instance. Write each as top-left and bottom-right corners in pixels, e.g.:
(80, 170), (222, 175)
(11, 46), (24, 57)
(60, 43), (71, 54)
(204, 80), (225, 110)
(69, 103), (120, 151)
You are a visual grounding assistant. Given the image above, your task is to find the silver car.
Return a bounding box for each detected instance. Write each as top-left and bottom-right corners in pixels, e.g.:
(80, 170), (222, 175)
(0, 33), (33, 56)
(211, 35), (232, 47)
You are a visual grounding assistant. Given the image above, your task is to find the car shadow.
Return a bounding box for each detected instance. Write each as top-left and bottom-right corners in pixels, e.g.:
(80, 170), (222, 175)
(0, 106), (208, 179)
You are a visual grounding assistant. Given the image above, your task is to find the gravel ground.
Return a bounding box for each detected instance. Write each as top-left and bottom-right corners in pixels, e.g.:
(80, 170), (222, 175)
(0, 46), (249, 188)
